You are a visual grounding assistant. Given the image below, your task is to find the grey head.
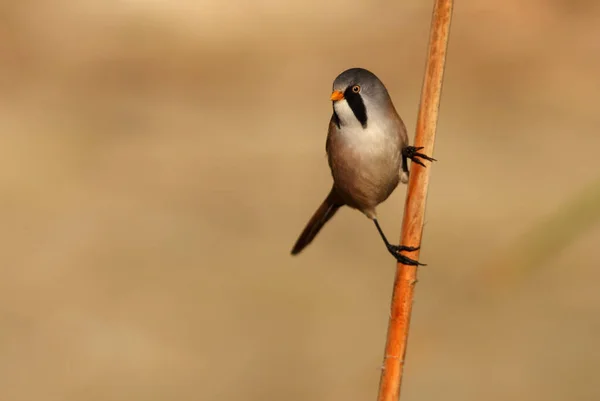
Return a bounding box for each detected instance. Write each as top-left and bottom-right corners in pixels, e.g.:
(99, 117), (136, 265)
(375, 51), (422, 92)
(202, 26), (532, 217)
(330, 68), (394, 129)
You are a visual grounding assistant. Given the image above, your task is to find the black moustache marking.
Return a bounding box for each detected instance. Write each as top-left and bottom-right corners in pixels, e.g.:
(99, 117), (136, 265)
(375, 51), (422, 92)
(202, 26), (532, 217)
(344, 86), (368, 128)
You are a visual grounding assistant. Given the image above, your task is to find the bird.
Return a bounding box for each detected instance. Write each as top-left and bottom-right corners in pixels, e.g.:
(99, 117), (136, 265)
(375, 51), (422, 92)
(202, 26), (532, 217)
(290, 67), (435, 266)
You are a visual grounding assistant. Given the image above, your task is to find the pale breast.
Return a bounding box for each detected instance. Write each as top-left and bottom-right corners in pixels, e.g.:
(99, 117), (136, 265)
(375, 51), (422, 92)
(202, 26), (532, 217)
(327, 120), (402, 211)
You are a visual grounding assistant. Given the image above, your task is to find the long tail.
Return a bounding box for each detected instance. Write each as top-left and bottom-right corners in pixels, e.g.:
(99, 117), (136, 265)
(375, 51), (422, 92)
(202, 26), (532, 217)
(291, 188), (344, 255)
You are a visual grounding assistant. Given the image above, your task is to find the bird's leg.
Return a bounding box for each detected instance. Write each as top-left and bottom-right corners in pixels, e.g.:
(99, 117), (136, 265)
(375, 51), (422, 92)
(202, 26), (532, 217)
(373, 219), (426, 266)
(402, 146), (436, 169)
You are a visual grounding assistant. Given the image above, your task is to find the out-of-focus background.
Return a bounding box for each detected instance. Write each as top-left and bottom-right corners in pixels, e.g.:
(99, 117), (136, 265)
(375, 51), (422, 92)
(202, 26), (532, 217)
(1, 0), (600, 400)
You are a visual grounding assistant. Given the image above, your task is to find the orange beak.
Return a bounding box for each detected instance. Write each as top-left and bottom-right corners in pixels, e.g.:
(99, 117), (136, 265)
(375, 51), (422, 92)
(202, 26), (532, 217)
(330, 90), (344, 101)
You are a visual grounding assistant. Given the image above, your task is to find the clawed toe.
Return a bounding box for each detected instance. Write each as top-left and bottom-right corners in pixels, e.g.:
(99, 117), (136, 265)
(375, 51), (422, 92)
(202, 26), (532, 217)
(388, 244), (420, 253)
(386, 244), (426, 266)
(402, 146), (437, 167)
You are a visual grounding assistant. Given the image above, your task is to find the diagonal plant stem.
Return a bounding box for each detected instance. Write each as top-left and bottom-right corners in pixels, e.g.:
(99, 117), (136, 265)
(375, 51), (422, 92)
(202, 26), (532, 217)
(377, 1), (453, 400)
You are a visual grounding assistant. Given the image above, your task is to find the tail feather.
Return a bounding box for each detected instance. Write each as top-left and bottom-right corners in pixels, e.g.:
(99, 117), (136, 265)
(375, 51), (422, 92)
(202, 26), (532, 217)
(291, 189), (343, 255)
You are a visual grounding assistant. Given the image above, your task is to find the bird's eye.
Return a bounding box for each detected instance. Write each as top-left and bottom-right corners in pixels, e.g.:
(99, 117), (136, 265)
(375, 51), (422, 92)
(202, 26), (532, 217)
(352, 85), (361, 93)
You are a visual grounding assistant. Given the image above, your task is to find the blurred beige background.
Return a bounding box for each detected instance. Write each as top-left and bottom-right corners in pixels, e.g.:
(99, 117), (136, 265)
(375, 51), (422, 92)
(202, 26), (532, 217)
(1, 1), (600, 400)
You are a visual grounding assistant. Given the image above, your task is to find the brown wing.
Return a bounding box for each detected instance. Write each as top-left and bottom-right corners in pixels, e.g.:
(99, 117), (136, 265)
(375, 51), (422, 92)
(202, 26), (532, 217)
(389, 105), (409, 149)
(325, 114), (338, 165)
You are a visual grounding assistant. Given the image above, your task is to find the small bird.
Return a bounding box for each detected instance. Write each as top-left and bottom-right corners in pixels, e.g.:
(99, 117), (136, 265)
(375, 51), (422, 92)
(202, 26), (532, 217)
(291, 67), (435, 265)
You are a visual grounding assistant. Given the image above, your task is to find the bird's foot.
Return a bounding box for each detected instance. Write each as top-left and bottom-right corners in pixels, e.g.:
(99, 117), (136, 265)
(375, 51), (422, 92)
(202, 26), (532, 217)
(386, 244), (426, 266)
(403, 146), (436, 168)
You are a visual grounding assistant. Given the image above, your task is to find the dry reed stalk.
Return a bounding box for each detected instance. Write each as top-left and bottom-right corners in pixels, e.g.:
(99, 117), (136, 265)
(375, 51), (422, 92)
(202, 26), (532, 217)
(377, 1), (453, 400)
